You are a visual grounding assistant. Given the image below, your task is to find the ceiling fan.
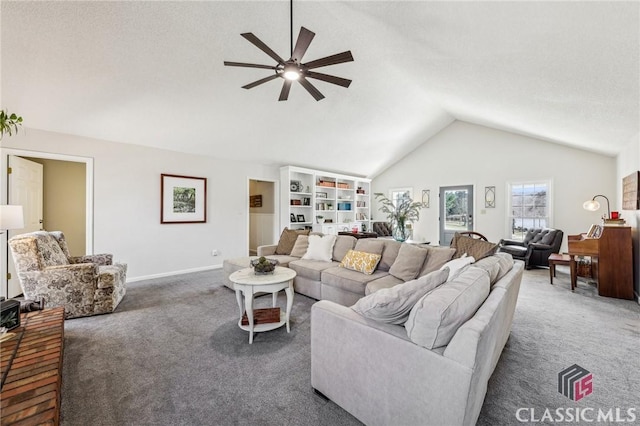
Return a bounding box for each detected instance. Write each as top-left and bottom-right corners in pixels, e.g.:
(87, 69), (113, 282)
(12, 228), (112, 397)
(223, 0), (354, 101)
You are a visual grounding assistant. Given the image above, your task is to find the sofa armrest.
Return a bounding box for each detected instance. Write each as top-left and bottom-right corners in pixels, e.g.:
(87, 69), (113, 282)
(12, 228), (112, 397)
(311, 300), (472, 426)
(257, 244), (277, 256)
(69, 253), (113, 265)
(499, 238), (525, 247)
(528, 243), (552, 251)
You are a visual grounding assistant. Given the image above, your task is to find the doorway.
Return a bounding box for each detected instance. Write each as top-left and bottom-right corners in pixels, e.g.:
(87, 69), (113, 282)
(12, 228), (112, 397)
(439, 185), (474, 246)
(1, 149), (93, 298)
(248, 179), (277, 256)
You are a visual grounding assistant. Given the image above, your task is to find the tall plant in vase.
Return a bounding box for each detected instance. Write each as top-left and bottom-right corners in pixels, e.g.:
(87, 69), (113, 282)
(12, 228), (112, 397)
(374, 192), (426, 242)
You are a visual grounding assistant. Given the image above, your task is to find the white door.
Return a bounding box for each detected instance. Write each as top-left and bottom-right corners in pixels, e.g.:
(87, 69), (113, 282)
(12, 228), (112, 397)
(8, 156), (44, 297)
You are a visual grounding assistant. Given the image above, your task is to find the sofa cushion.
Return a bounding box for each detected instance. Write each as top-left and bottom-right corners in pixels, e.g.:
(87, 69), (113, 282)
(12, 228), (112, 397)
(302, 235), (337, 262)
(451, 234), (498, 260)
(472, 255), (501, 285)
(288, 259), (340, 281)
(388, 243), (429, 281)
(275, 228), (310, 255)
(540, 230), (557, 245)
(36, 233), (70, 267)
(339, 250), (382, 275)
(290, 235), (309, 257)
(354, 239), (385, 256)
(352, 269), (449, 325)
(322, 267), (389, 295)
(440, 256), (475, 281)
(405, 266), (490, 349)
(494, 252), (515, 281)
(419, 246), (456, 276)
(365, 274), (404, 295)
(333, 235), (357, 262)
(377, 240), (402, 272)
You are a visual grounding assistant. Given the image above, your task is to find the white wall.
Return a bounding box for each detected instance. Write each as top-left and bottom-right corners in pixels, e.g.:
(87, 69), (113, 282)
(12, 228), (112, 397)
(372, 121), (617, 251)
(1, 128), (279, 281)
(616, 135), (640, 301)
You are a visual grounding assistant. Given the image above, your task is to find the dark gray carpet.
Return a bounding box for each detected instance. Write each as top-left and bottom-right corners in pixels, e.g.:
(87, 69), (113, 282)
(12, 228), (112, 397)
(61, 266), (640, 425)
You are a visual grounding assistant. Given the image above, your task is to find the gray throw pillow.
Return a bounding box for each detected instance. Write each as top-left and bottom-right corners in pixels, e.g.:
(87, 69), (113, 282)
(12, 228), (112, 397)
(419, 246), (456, 276)
(351, 269), (449, 325)
(405, 266), (490, 349)
(289, 235), (309, 258)
(275, 228), (310, 255)
(389, 243), (429, 281)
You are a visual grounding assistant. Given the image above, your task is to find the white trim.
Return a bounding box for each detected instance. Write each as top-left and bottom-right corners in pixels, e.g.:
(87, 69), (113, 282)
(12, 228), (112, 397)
(247, 176), (279, 255)
(0, 148), (94, 298)
(126, 264), (222, 283)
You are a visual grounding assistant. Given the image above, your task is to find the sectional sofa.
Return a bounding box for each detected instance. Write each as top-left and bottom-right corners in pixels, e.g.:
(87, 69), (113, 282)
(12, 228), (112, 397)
(223, 231), (524, 425)
(223, 234), (458, 305)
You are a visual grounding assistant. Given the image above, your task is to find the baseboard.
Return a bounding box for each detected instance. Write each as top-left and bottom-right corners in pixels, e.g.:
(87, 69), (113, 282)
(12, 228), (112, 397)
(127, 265), (222, 283)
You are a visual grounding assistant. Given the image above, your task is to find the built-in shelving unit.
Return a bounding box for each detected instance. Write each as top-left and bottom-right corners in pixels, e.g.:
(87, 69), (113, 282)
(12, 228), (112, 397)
(280, 166), (371, 235)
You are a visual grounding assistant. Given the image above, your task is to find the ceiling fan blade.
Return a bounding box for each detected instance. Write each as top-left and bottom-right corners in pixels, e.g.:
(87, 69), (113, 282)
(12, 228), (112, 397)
(279, 80), (293, 102)
(291, 27), (315, 63)
(242, 74), (280, 90)
(304, 51), (354, 70)
(306, 71), (352, 88)
(224, 61), (278, 70)
(299, 77), (325, 101)
(241, 33), (286, 65)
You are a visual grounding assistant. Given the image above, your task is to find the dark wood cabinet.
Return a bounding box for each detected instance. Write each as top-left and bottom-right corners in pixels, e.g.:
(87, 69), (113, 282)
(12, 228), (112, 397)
(568, 226), (634, 299)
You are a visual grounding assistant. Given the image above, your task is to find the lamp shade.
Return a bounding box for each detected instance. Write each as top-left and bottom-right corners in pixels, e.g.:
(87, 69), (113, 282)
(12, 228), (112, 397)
(0, 205), (25, 230)
(583, 195), (610, 219)
(582, 199), (600, 211)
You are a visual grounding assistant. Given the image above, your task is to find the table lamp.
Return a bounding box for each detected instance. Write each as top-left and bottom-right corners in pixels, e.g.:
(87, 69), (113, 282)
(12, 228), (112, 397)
(582, 195), (610, 219)
(0, 205), (25, 234)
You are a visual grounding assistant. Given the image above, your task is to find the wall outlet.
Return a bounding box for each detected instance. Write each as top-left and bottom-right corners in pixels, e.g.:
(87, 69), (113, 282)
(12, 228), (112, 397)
(211, 250), (220, 256)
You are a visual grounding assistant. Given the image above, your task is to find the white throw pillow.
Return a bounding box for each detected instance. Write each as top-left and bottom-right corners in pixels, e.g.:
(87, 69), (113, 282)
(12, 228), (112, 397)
(440, 256), (475, 281)
(302, 234), (337, 262)
(405, 266), (490, 349)
(351, 268), (449, 324)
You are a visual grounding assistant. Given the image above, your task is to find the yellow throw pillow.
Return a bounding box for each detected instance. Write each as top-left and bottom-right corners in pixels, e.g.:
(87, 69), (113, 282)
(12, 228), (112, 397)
(339, 250), (382, 275)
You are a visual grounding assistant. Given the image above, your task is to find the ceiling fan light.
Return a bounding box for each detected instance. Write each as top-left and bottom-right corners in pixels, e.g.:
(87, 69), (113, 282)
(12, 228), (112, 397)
(282, 64), (301, 80)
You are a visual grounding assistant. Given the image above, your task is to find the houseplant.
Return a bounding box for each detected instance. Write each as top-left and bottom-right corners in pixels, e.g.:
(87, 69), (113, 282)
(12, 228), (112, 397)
(0, 110), (23, 140)
(374, 192), (426, 242)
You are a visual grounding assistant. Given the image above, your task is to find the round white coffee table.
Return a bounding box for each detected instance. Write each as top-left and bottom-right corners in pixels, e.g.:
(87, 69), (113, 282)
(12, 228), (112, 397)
(229, 266), (296, 344)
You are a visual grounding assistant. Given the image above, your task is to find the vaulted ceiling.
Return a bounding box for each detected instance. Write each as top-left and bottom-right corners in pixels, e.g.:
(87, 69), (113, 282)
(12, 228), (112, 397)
(2, 1), (638, 177)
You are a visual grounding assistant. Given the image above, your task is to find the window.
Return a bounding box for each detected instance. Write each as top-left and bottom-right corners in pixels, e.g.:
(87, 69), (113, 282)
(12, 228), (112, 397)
(507, 180), (552, 240)
(389, 188), (412, 208)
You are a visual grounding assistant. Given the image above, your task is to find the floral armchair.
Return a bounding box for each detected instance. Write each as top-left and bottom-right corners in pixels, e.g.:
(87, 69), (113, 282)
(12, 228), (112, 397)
(8, 231), (127, 319)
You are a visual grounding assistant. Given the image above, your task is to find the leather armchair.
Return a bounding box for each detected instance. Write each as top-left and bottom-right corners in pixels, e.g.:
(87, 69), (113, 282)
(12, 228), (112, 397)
(498, 228), (563, 269)
(8, 231), (127, 318)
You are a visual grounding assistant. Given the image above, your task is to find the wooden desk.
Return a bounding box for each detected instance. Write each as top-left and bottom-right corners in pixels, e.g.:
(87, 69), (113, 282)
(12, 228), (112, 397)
(1, 307), (65, 425)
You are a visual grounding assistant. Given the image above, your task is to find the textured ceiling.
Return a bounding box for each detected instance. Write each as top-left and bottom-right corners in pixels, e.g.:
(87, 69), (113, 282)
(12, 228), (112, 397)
(2, 1), (638, 177)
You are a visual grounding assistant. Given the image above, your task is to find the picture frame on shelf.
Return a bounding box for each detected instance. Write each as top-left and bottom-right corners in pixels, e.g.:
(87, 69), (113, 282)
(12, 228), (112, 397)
(290, 213), (297, 223)
(161, 174), (207, 224)
(297, 214), (305, 223)
(303, 197), (311, 206)
(317, 192), (328, 198)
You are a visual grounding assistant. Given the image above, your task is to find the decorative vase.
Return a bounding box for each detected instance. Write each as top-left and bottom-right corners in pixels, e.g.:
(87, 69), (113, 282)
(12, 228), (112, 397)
(392, 223), (409, 242)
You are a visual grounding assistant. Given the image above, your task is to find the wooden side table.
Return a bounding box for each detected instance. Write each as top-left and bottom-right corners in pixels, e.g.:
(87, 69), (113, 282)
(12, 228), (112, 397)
(1, 307), (65, 425)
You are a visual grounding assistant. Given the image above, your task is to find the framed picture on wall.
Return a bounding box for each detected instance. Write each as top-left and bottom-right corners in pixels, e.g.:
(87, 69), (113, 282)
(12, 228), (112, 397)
(161, 174), (207, 224)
